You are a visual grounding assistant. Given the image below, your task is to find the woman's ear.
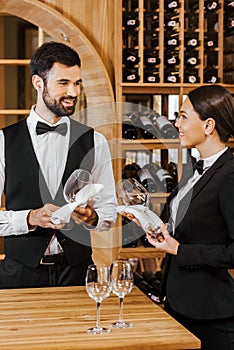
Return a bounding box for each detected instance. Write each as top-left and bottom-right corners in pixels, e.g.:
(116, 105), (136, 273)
(32, 75), (43, 91)
(203, 118), (216, 135)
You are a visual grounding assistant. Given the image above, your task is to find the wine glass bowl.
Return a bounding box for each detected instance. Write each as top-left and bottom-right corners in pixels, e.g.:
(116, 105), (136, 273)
(85, 264), (111, 334)
(63, 169), (92, 203)
(116, 177), (151, 207)
(110, 260), (134, 328)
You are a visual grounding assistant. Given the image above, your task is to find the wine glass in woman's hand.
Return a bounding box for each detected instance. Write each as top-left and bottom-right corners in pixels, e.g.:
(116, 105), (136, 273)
(116, 177), (151, 208)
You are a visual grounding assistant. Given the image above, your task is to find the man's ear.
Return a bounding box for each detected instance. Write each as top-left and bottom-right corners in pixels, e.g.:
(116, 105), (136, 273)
(32, 75), (43, 91)
(203, 118), (216, 135)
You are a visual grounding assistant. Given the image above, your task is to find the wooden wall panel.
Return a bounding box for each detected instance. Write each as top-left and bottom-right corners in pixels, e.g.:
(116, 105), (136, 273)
(41, 0), (115, 86)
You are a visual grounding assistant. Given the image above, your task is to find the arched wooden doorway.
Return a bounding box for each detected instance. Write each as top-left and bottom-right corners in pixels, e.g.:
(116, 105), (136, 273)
(0, 0), (115, 134)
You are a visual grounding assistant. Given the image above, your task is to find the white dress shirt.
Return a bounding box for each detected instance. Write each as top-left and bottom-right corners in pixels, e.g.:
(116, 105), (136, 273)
(170, 147), (228, 234)
(0, 107), (117, 251)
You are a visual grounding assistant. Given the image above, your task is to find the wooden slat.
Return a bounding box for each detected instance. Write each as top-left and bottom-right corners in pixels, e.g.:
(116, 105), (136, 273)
(0, 285), (200, 350)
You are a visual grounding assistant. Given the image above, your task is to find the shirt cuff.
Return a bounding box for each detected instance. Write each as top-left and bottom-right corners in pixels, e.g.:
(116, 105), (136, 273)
(12, 210), (32, 234)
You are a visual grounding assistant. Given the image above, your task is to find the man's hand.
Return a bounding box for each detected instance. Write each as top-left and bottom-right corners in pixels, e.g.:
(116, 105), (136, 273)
(27, 204), (66, 230)
(71, 198), (98, 228)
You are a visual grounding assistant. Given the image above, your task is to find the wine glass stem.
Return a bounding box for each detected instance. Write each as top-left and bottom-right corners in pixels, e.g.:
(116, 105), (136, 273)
(96, 301), (101, 329)
(119, 297), (125, 323)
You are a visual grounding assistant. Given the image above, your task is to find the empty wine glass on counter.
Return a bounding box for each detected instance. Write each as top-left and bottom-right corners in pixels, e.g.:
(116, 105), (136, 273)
(110, 260), (134, 328)
(85, 264), (112, 334)
(116, 177), (151, 208)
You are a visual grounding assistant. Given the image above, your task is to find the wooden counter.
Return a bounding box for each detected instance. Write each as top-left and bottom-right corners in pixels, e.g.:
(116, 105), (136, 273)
(0, 286), (200, 350)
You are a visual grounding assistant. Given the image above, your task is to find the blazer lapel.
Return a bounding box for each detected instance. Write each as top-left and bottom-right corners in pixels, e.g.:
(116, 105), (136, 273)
(174, 148), (233, 230)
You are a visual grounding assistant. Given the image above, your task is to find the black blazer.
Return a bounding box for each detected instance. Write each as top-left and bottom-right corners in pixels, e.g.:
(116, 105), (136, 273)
(163, 148), (234, 320)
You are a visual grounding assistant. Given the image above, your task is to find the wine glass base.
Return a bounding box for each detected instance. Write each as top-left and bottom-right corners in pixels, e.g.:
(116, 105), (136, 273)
(110, 321), (133, 329)
(86, 326), (111, 334)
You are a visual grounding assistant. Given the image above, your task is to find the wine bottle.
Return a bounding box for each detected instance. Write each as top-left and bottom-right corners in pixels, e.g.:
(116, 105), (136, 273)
(204, 32), (218, 49)
(123, 48), (139, 66)
(138, 113), (158, 138)
(184, 32), (199, 48)
(144, 68), (160, 83)
(122, 30), (139, 49)
(137, 168), (158, 193)
(204, 67), (219, 83)
(144, 0), (159, 11)
(123, 67), (139, 82)
(128, 111), (156, 139)
(224, 17), (234, 32)
(164, 69), (180, 83)
(224, 1), (234, 13)
(143, 163), (176, 193)
(206, 13), (219, 31)
(144, 49), (160, 66)
(164, 33), (180, 47)
(184, 50), (200, 67)
(184, 69), (200, 83)
(153, 114), (179, 139)
(122, 114), (139, 140)
(144, 30), (159, 48)
(122, 217), (139, 248)
(123, 11), (139, 31)
(164, 0), (181, 12)
(167, 161), (178, 184)
(206, 50), (218, 67)
(185, 0), (199, 11)
(164, 51), (180, 66)
(164, 14), (180, 31)
(122, 163), (141, 181)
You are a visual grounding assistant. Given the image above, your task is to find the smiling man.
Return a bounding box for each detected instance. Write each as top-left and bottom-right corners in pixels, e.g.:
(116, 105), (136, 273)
(0, 41), (117, 288)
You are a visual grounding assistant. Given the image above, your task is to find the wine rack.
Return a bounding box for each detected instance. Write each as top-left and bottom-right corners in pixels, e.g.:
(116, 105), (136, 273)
(115, 0), (234, 261)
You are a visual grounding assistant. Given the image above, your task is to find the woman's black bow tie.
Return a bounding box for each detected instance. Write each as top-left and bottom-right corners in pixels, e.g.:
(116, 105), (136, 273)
(192, 158), (204, 175)
(36, 121), (67, 136)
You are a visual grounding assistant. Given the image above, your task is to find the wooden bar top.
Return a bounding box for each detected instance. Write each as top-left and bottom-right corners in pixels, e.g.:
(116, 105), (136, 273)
(0, 286), (200, 350)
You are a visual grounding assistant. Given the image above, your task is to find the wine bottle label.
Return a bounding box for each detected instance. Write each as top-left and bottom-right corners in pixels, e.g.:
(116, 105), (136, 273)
(188, 75), (197, 83)
(167, 57), (177, 64)
(168, 1), (178, 9)
(167, 38), (177, 45)
(147, 76), (158, 82)
(187, 57), (197, 65)
(147, 57), (157, 63)
(127, 55), (137, 62)
(127, 19), (137, 26)
(207, 40), (214, 47)
(167, 75), (177, 82)
(156, 169), (173, 182)
(207, 2), (218, 10)
(187, 39), (198, 46)
(155, 115), (171, 129)
(127, 74), (137, 81)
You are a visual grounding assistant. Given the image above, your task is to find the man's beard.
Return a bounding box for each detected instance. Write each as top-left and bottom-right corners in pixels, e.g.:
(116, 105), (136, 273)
(42, 86), (77, 117)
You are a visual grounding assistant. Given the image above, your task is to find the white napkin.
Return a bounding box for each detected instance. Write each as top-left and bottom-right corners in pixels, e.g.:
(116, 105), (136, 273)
(51, 184), (104, 225)
(117, 204), (163, 233)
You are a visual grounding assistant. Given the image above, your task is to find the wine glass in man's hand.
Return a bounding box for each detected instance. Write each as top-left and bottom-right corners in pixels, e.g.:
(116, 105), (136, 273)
(63, 169), (92, 203)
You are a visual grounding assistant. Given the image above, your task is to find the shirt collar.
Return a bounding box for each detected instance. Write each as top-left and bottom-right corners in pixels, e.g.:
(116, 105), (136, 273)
(27, 105), (70, 132)
(198, 147), (228, 172)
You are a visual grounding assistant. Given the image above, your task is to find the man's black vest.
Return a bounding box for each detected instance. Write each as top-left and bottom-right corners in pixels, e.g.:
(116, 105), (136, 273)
(3, 118), (94, 268)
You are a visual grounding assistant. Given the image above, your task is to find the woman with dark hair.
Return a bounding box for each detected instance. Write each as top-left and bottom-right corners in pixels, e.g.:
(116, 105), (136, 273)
(125, 85), (234, 349)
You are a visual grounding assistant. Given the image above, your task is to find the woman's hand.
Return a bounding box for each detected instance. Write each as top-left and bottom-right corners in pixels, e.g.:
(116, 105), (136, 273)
(146, 223), (180, 255)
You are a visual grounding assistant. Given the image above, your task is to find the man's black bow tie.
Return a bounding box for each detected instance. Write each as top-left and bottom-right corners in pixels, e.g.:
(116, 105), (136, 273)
(192, 158), (204, 175)
(36, 121), (67, 136)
